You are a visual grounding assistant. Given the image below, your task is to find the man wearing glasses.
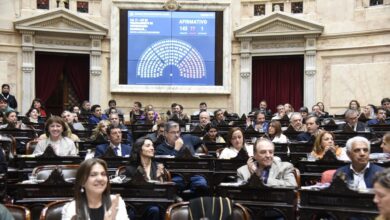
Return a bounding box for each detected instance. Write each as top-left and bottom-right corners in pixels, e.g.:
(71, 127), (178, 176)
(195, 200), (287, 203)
(156, 121), (208, 196)
(339, 109), (367, 132)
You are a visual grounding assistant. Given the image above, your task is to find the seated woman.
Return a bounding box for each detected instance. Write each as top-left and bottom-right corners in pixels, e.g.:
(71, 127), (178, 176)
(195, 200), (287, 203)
(202, 123), (225, 143)
(124, 137), (168, 220)
(33, 116), (77, 156)
(310, 131), (349, 161)
(62, 158), (129, 220)
(0, 110), (28, 129)
(90, 120), (110, 143)
(267, 120), (288, 143)
(23, 107), (44, 124)
(30, 98), (48, 117)
(218, 127), (253, 159)
(373, 168), (390, 220)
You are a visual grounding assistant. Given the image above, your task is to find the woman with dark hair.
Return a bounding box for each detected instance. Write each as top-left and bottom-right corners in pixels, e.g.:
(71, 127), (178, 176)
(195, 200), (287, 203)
(267, 120), (288, 143)
(202, 123), (225, 143)
(373, 168), (390, 220)
(310, 131), (348, 161)
(62, 158), (129, 220)
(124, 137), (168, 220)
(218, 127), (253, 159)
(30, 98), (48, 117)
(23, 107), (44, 124)
(125, 137), (168, 182)
(33, 116), (77, 156)
(0, 110), (28, 129)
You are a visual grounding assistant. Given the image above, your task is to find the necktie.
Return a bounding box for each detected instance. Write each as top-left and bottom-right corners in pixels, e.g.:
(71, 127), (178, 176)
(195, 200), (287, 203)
(114, 147), (119, 156)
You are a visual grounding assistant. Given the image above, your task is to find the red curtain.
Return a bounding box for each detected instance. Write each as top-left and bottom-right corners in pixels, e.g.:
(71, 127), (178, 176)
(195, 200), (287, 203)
(35, 53), (89, 103)
(251, 56), (304, 113)
(35, 54), (66, 103)
(65, 55), (90, 102)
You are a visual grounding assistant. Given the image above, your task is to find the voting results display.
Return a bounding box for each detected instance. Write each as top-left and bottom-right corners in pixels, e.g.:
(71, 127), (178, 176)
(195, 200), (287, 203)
(126, 11), (216, 85)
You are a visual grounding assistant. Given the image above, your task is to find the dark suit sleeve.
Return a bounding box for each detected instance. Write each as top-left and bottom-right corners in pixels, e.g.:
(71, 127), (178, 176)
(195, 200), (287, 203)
(94, 144), (105, 157)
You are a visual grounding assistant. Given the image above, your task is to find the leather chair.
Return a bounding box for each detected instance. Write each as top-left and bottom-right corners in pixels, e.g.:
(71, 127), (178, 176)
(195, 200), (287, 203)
(5, 204), (31, 220)
(165, 197), (251, 220)
(39, 200), (69, 220)
(321, 169), (337, 183)
(25, 140), (38, 155)
(32, 164), (79, 181)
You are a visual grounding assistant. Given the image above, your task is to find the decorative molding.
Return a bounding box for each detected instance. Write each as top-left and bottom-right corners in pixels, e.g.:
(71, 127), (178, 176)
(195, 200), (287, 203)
(22, 66), (34, 73)
(252, 41), (304, 49)
(35, 37), (90, 47)
(163, 0), (180, 11)
(90, 70), (102, 76)
(240, 71), (251, 78)
(305, 70), (316, 76)
(251, 20), (305, 33)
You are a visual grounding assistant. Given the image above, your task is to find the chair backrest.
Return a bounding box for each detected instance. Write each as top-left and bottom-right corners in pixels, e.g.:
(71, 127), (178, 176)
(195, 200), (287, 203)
(25, 140), (38, 155)
(5, 204), (31, 220)
(39, 200), (69, 220)
(321, 169), (337, 184)
(165, 199), (251, 220)
(32, 165), (80, 181)
(293, 167), (301, 188)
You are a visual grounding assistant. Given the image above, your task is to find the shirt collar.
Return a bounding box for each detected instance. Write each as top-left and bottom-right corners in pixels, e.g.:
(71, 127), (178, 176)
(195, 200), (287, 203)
(350, 162), (370, 175)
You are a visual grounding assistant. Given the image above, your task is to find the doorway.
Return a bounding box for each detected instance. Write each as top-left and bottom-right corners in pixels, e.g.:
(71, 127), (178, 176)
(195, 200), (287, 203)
(251, 55), (304, 113)
(35, 52), (90, 116)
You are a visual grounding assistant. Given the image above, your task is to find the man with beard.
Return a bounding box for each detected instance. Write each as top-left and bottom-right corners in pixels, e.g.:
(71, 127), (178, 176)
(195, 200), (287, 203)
(1, 84), (17, 109)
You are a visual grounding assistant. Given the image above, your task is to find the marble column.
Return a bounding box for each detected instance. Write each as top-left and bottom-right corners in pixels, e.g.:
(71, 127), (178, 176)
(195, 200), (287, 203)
(89, 35), (103, 105)
(304, 35), (318, 109)
(20, 31), (35, 114)
(239, 38), (252, 115)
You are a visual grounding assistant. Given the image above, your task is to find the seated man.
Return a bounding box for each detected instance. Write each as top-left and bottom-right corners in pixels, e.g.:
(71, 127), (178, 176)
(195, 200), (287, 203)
(211, 109), (227, 126)
(338, 109), (367, 132)
(145, 122), (165, 145)
(109, 112), (132, 143)
(367, 107), (389, 126)
(296, 116), (322, 143)
(104, 99), (124, 115)
(191, 111), (210, 133)
(237, 138), (297, 187)
(254, 100), (272, 117)
(271, 104), (286, 120)
(61, 110), (85, 131)
(192, 102), (213, 116)
(288, 112), (306, 132)
(246, 111), (269, 133)
(169, 103), (190, 124)
(94, 125), (132, 157)
(0, 98), (14, 115)
(334, 136), (384, 189)
(311, 104), (328, 118)
(381, 97), (390, 117)
(156, 121), (208, 194)
(88, 104), (108, 125)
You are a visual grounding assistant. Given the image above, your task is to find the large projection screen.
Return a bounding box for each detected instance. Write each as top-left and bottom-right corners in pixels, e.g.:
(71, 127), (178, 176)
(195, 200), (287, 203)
(110, 2), (231, 94)
(126, 11), (216, 86)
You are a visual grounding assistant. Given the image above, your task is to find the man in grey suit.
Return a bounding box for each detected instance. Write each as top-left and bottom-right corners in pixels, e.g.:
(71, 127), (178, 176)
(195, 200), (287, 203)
(237, 138), (297, 187)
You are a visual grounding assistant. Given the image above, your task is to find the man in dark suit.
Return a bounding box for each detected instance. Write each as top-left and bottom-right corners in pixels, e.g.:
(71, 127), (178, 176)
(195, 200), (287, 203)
(334, 136), (384, 189)
(296, 115), (321, 143)
(94, 126), (131, 157)
(88, 104), (108, 125)
(339, 109), (367, 132)
(1, 84), (17, 110)
(367, 108), (389, 126)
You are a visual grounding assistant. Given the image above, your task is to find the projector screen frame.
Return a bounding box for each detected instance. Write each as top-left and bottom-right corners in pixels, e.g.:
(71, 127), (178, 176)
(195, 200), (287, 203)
(110, 1), (232, 94)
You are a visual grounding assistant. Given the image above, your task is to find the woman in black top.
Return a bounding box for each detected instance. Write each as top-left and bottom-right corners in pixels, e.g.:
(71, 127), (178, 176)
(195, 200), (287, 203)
(125, 137), (168, 220)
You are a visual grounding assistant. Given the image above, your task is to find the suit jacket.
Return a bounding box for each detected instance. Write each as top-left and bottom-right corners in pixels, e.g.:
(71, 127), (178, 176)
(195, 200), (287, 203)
(335, 163), (384, 188)
(237, 157), (297, 187)
(88, 114), (108, 125)
(94, 143), (131, 157)
(338, 121), (367, 132)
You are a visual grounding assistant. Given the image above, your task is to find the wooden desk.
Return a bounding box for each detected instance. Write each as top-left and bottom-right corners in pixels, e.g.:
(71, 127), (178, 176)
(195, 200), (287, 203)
(217, 183), (297, 219)
(299, 175), (378, 220)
